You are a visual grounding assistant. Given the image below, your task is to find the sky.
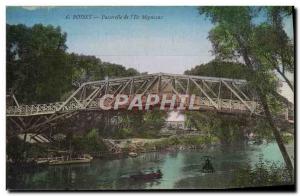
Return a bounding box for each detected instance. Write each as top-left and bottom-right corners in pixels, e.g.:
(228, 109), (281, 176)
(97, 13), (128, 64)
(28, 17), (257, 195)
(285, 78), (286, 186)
(6, 6), (294, 103)
(7, 7), (213, 73)
(6, 6), (215, 74)
(6, 6), (294, 74)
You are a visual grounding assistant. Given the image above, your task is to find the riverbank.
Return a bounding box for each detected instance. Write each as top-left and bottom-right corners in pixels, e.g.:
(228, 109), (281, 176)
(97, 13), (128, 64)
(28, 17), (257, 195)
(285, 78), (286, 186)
(89, 135), (221, 158)
(89, 134), (294, 162)
(7, 132), (294, 165)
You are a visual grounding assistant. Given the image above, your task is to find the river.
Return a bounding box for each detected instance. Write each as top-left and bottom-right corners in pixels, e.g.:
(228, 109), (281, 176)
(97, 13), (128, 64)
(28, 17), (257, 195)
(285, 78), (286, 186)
(7, 141), (294, 190)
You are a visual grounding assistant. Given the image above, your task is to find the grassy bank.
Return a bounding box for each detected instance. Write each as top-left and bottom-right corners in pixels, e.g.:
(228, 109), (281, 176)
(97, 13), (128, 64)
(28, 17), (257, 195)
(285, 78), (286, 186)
(140, 135), (220, 152)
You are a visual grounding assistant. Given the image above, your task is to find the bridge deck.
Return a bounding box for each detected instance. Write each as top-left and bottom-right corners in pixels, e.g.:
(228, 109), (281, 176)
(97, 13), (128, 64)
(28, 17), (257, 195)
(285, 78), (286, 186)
(6, 97), (261, 116)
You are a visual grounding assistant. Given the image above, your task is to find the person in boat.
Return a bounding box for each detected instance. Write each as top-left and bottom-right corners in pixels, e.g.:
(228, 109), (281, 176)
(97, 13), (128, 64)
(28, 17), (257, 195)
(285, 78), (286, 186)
(156, 169), (162, 176)
(202, 157), (214, 173)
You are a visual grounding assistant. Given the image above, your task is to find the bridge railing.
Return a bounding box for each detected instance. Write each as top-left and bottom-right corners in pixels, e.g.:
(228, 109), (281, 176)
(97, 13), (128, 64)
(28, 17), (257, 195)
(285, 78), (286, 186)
(6, 97), (262, 116)
(6, 102), (64, 116)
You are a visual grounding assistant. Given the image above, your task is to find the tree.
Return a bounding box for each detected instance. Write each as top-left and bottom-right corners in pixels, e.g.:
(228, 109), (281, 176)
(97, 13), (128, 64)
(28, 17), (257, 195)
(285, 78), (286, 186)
(67, 53), (105, 87)
(198, 6), (294, 177)
(7, 24), (141, 104)
(185, 60), (248, 79)
(113, 110), (167, 139)
(7, 24), (73, 104)
(143, 110), (167, 130)
(185, 60), (282, 143)
(253, 7), (294, 91)
(67, 53), (140, 86)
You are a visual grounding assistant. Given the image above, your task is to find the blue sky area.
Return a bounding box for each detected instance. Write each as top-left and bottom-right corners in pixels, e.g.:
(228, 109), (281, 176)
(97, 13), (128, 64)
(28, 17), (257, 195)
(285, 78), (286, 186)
(6, 6), (293, 75)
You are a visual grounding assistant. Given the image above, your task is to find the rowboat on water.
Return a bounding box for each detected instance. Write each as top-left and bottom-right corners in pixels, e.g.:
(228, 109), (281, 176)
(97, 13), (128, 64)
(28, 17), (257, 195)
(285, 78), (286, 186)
(48, 154), (93, 166)
(128, 152), (138, 157)
(130, 169), (162, 180)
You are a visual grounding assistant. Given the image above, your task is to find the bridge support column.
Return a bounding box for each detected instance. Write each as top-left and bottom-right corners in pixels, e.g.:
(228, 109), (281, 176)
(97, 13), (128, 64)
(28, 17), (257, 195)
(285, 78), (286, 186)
(22, 132), (28, 159)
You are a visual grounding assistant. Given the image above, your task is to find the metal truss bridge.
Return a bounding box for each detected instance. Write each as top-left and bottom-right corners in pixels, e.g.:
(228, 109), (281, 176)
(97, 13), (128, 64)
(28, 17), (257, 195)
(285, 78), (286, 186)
(6, 73), (293, 135)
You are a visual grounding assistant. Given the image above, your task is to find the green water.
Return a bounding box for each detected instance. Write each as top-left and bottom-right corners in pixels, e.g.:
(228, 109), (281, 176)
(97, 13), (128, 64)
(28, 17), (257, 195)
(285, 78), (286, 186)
(7, 142), (294, 190)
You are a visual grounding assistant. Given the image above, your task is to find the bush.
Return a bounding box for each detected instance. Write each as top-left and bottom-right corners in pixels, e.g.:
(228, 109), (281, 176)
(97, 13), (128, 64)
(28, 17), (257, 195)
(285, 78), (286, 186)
(71, 129), (107, 152)
(282, 134), (293, 144)
(232, 155), (293, 187)
(168, 136), (182, 145)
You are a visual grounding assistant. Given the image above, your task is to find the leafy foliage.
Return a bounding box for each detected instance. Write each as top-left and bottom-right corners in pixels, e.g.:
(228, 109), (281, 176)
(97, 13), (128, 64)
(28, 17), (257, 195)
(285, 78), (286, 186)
(196, 6), (293, 115)
(232, 155), (293, 187)
(6, 24), (140, 104)
(185, 60), (248, 79)
(71, 129), (107, 152)
(110, 110), (168, 139)
(198, 7), (294, 91)
(185, 111), (247, 144)
(7, 24), (72, 103)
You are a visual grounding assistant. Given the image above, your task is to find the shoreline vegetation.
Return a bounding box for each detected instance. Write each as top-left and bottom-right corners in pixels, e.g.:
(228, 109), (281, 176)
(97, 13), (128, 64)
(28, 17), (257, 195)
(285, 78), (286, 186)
(7, 131), (293, 165)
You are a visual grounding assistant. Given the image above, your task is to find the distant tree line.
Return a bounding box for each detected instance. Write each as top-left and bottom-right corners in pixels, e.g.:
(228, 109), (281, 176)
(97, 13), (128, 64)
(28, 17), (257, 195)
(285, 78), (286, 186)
(6, 24), (140, 104)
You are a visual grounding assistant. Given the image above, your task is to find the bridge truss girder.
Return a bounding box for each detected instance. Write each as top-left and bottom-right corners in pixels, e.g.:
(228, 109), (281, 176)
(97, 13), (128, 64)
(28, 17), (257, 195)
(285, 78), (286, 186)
(6, 73), (262, 117)
(6, 73), (266, 137)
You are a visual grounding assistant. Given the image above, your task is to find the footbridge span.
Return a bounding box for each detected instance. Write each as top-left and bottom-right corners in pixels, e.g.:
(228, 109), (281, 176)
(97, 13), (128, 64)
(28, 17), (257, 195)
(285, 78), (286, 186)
(6, 73), (293, 136)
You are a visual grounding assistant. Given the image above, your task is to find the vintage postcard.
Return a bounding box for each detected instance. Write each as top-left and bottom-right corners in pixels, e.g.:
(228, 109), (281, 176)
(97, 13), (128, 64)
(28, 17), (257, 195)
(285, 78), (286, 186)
(6, 6), (295, 191)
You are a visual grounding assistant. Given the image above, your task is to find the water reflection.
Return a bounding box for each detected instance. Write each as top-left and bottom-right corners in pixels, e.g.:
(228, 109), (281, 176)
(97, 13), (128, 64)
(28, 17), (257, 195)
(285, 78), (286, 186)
(7, 142), (293, 190)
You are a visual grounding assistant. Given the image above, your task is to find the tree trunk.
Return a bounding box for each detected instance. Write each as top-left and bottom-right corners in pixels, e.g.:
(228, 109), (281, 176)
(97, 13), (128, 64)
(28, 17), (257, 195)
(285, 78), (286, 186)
(236, 37), (294, 178)
(257, 88), (294, 178)
(275, 67), (294, 92)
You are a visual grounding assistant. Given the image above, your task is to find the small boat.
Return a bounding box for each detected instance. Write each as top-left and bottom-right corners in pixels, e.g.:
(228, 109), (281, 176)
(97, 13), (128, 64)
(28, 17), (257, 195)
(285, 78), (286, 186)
(128, 152), (138, 157)
(247, 140), (256, 145)
(201, 156), (215, 173)
(35, 159), (49, 165)
(49, 158), (91, 165)
(130, 170), (162, 180)
(49, 154), (93, 166)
